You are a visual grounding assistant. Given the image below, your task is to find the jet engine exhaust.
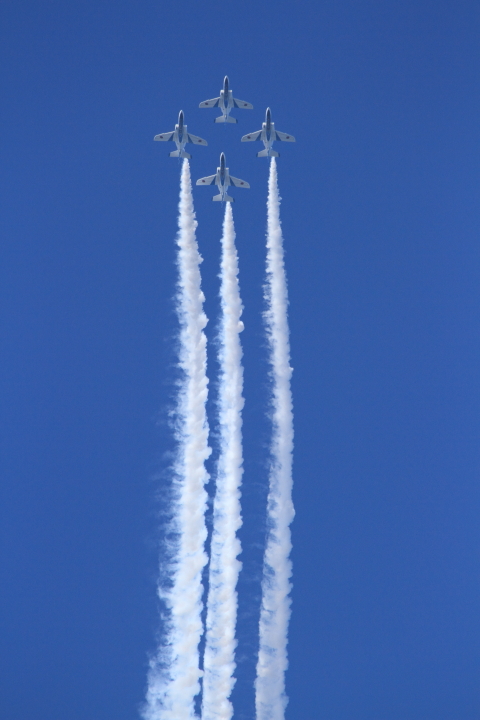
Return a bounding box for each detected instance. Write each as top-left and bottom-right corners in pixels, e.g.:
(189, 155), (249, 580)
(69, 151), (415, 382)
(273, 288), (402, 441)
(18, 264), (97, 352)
(255, 158), (295, 720)
(143, 159), (211, 720)
(202, 203), (245, 720)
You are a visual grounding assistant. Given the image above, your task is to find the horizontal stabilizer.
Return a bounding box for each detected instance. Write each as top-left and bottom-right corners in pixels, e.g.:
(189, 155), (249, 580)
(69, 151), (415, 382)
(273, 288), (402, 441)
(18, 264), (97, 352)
(215, 116), (237, 124)
(257, 149), (279, 158)
(212, 194), (234, 202)
(170, 150), (191, 159)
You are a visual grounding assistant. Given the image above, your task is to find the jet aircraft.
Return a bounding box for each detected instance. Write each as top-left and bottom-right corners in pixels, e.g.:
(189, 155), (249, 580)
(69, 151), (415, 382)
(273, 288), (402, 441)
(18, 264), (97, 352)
(241, 108), (295, 157)
(196, 152), (250, 202)
(153, 110), (208, 159)
(199, 76), (253, 123)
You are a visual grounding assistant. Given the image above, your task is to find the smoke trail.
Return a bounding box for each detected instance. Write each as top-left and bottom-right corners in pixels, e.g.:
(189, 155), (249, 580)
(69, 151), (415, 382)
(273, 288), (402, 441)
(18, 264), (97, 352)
(144, 159), (210, 720)
(255, 159), (295, 720)
(202, 204), (245, 720)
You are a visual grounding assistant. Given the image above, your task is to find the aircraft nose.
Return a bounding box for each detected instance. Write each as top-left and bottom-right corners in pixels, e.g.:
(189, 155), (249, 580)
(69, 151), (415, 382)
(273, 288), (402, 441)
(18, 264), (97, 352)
(266, 107), (271, 118)
(179, 110), (184, 122)
(220, 152), (225, 162)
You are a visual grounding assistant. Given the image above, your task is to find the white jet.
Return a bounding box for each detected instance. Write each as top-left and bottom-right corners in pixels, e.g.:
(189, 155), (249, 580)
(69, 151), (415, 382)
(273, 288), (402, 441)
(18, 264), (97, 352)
(196, 152), (249, 202)
(153, 110), (208, 159)
(241, 107), (295, 157)
(199, 76), (253, 124)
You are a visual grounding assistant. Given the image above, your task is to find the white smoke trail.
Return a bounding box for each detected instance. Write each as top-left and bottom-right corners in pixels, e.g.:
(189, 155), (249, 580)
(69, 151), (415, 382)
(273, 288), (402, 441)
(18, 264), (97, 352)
(202, 203), (245, 720)
(255, 158), (295, 720)
(144, 159), (210, 720)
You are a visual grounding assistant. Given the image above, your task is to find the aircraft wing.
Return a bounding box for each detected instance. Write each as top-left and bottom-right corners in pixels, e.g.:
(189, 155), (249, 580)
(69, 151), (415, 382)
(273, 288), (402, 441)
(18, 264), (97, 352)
(154, 131), (175, 141)
(275, 130), (296, 142)
(233, 97), (253, 109)
(229, 176), (250, 188)
(199, 97), (221, 108)
(241, 130), (262, 142)
(196, 174), (216, 186)
(187, 133), (208, 146)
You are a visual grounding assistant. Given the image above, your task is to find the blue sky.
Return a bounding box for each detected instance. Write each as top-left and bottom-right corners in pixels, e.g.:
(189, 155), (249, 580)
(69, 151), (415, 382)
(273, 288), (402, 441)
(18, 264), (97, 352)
(1, 1), (480, 718)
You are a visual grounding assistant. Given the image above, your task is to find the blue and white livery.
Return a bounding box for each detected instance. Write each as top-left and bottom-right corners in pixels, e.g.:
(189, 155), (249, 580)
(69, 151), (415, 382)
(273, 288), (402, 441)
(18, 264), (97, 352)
(154, 110), (208, 159)
(241, 107), (295, 157)
(199, 76), (253, 124)
(196, 153), (250, 203)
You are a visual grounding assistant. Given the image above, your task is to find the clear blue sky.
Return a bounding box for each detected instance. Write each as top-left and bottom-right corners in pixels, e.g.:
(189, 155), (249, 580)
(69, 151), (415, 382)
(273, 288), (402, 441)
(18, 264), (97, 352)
(1, 1), (479, 719)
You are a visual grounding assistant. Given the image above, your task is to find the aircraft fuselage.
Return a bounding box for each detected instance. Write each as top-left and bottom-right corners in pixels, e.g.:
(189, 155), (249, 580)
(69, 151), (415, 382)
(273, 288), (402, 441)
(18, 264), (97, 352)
(261, 108), (276, 153)
(265, 108), (272, 137)
(177, 110), (184, 140)
(219, 152), (226, 183)
(219, 77), (234, 115)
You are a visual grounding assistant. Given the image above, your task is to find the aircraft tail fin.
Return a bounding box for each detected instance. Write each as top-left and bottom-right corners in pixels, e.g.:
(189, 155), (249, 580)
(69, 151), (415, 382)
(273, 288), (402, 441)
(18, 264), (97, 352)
(215, 116), (237, 124)
(257, 149), (279, 158)
(169, 150), (191, 158)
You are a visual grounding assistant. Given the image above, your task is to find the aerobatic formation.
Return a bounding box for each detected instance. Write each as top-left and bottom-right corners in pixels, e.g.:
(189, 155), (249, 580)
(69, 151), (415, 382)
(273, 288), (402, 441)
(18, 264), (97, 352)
(145, 78), (295, 720)
(153, 76), (295, 201)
